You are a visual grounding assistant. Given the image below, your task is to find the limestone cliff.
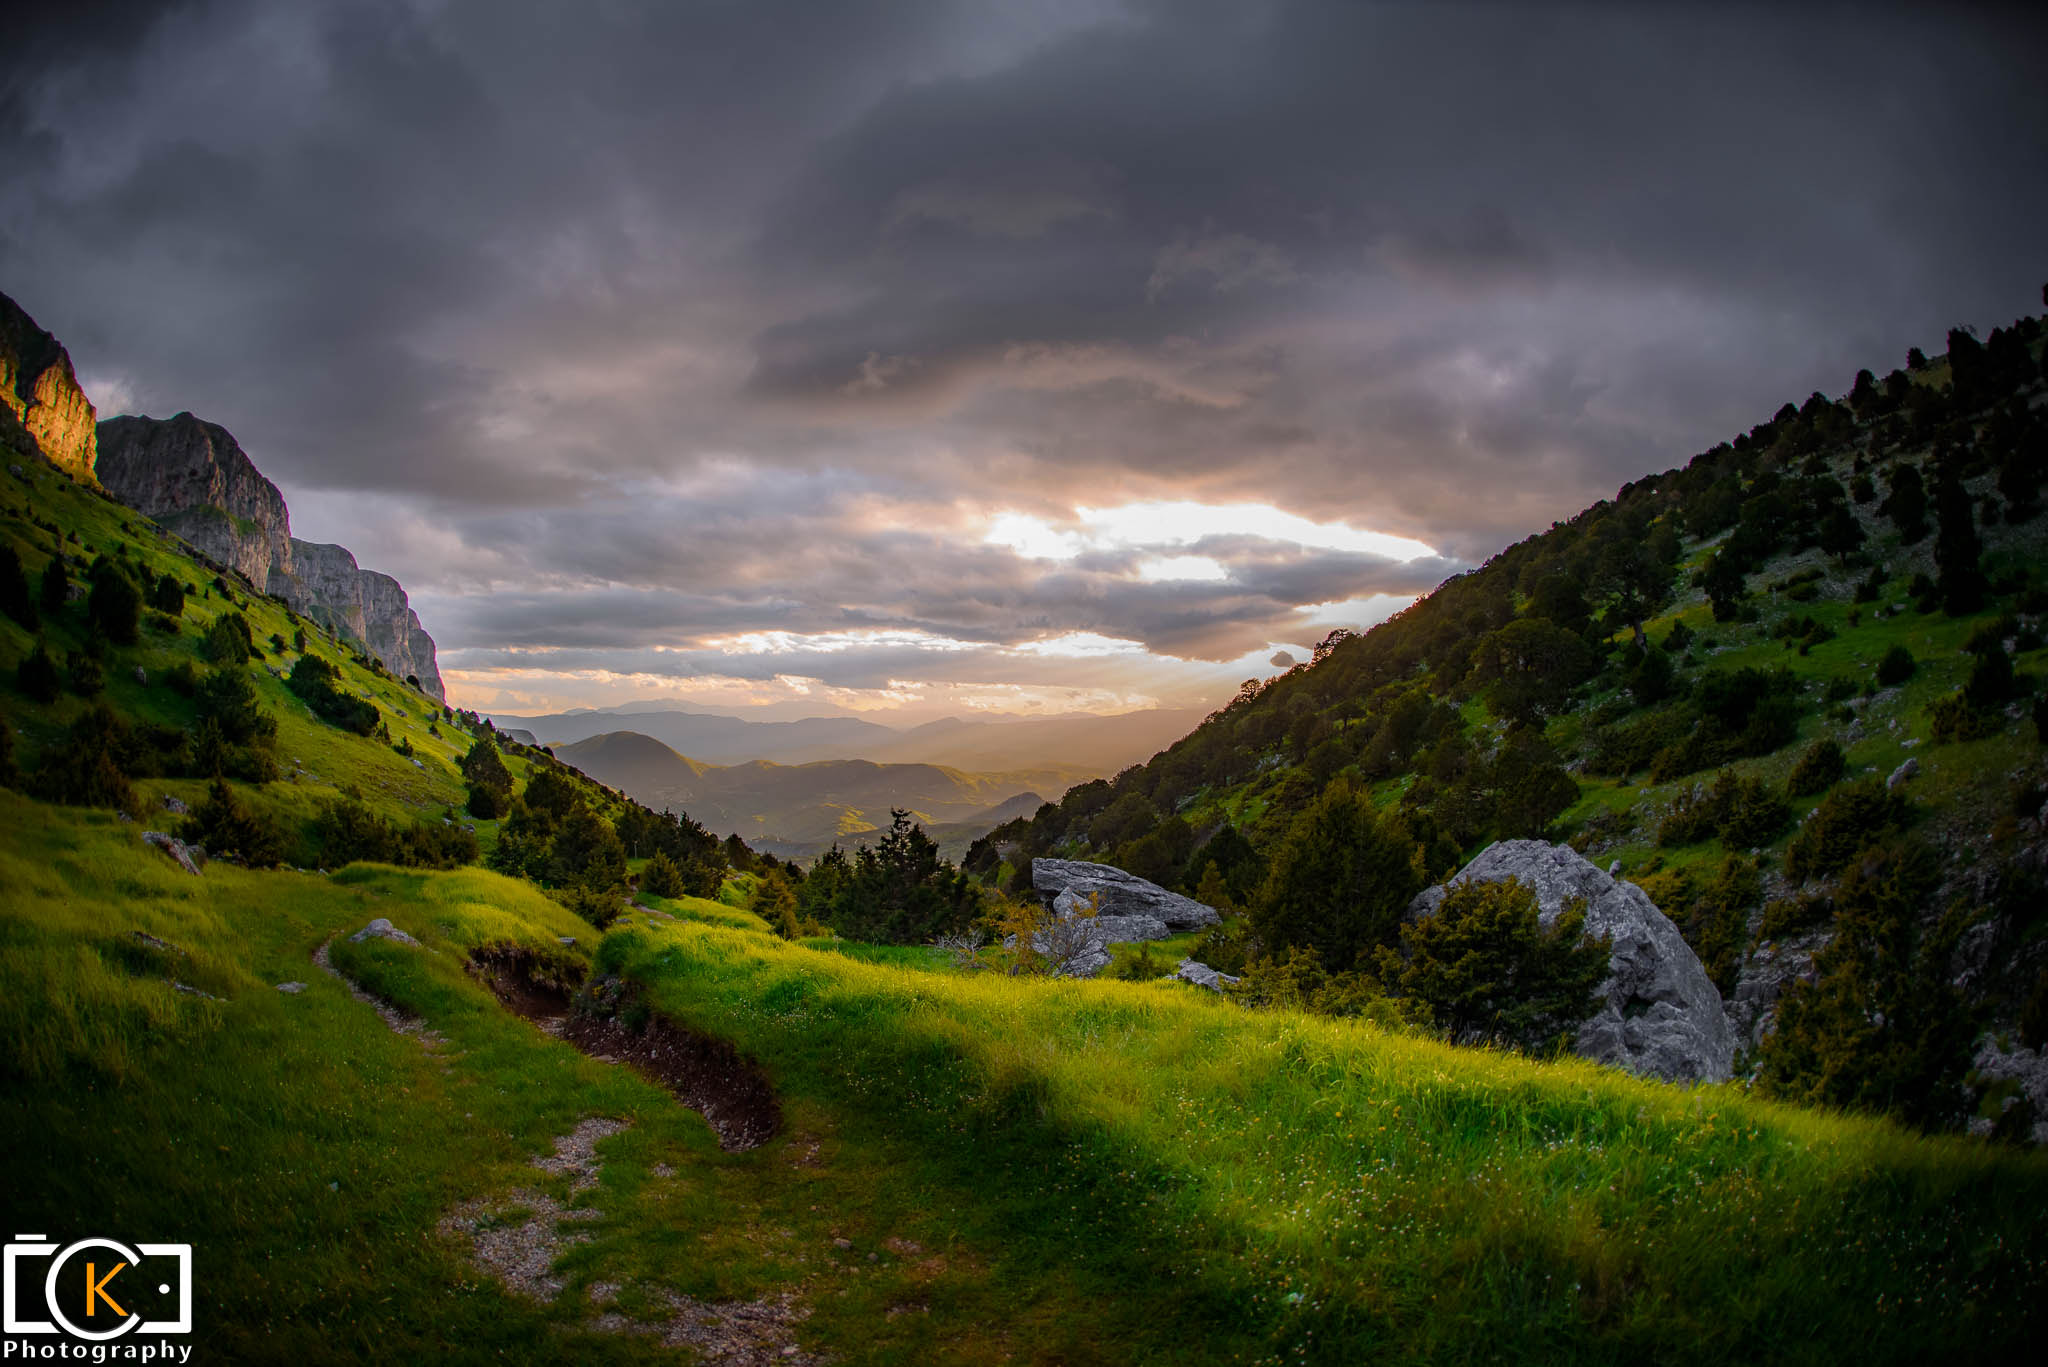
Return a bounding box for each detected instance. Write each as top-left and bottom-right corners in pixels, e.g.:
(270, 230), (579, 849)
(92, 411), (444, 702)
(273, 539), (443, 699)
(96, 412), (293, 585)
(0, 291), (99, 483)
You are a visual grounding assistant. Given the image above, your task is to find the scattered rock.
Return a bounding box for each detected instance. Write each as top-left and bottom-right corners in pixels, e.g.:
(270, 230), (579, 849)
(558, 936), (578, 947)
(1407, 840), (1735, 1083)
(171, 981), (222, 1000)
(1173, 958), (1240, 993)
(161, 794), (188, 815)
(141, 830), (201, 875)
(1888, 757), (1919, 791)
(276, 981), (307, 994)
(1032, 858), (1221, 931)
(133, 930), (186, 955)
(1969, 1036), (2048, 1145)
(348, 916), (419, 945)
(132, 665), (147, 685)
(1608, 860), (1622, 876)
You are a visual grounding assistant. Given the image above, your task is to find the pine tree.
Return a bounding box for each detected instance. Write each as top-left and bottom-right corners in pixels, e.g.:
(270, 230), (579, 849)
(1931, 462), (1986, 615)
(0, 547), (36, 629)
(1251, 779), (1425, 970)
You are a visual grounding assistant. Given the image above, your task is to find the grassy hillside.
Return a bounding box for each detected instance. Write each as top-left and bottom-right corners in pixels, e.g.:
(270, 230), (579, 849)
(982, 310), (2048, 1131)
(5, 790), (2045, 1364)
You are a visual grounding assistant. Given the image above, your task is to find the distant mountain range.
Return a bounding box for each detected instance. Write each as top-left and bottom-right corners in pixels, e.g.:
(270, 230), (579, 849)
(493, 704), (1200, 775)
(553, 730), (1088, 858)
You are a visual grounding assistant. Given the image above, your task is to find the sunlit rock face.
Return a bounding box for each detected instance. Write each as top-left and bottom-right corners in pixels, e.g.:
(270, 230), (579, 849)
(275, 539), (444, 701)
(97, 411), (293, 585)
(93, 409), (444, 702)
(0, 291), (99, 484)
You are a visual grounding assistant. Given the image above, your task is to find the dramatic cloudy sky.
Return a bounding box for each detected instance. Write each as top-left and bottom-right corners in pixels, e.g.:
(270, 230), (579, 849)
(4, 2), (2044, 720)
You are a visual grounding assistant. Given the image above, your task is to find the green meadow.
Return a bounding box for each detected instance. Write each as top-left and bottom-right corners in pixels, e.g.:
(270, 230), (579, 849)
(5, 790), (2045, 1365)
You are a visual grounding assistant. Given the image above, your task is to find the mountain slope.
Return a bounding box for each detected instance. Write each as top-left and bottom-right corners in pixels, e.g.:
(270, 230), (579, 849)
(555, 729), (1089, 854)
(987, 305), (2048, 1136)
(94, 405), (444, 699)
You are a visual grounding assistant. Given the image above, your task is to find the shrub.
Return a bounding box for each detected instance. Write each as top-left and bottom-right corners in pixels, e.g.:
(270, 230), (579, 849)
(1189, 918), (1254, 976)
(287, 655), (378, 734)
(16, 645), (60, 703)
(85, 564), (141, 646)
(0, 546), (35, 629)
(193, 667), (277, 747)
(639, 851), (686, 899)
(200, 612), (255, 665)
(460, 735), (515, 797)
(1787, 739), (1848, 797)
(32, 705), (136, 812)
(314, 792), (395, 866)
(1784, 779), (1910, 882)
(465, 781), (507, 819)
(1757, 839), (1974, 1131)
(65, 651), (103, 698)
(1377, 877), (1611, 1054)
(182, 778), (288, 867)
(1658, 769), (1789, 848)
(555, 883), (625, 930)
(150, 573), (185, 616)
(1928, 693), (1999, 744)
(1686, 857), (1762, 993)
(1876, 645), (1916, 687)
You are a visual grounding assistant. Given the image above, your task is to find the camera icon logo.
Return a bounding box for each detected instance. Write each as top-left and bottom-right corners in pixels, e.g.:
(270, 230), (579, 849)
(4, 1235), (192, 1340)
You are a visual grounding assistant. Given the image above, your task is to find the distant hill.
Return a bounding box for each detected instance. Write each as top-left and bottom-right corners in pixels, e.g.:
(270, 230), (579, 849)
(496, 704), (1200, 777)
(553, 731), (1090, 857)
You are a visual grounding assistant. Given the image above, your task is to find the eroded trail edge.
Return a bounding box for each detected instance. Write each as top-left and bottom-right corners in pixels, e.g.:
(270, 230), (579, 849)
(467, 943), (782, 1152)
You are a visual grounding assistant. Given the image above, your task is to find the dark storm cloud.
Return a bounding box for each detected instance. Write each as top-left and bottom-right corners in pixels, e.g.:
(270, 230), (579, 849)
(3, 1), (2043, 711)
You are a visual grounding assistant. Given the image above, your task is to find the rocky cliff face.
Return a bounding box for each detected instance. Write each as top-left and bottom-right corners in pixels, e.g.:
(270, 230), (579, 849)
(0, 291), (99, 483)
(93, 411), (444, 701)
(274, 539), (443, 698)
(97, 412), (293, 585)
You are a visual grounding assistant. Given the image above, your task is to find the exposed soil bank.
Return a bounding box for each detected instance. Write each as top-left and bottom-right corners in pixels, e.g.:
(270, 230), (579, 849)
(468, 944), (780, 1152)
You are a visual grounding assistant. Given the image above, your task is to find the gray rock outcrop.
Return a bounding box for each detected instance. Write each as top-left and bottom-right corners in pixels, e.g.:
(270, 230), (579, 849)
(1406, 840), (1735, 1084)
(141, 830), (202, 876)
(348, 917), (420, 945)
(273, 539), (443, 697)
(97, 412), (292, 584)
(94, 411), (444, 700)
(1032, 858), (1222, 931)
(1174, 958), (1240, 993)
(1969, 1035), (2048, 1145)
(0, 290), (99, 484)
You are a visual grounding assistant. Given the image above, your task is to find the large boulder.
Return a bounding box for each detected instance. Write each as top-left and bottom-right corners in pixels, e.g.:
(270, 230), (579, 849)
(1032, 858), (1221, 932)
(1407, 840), (1734, 1084)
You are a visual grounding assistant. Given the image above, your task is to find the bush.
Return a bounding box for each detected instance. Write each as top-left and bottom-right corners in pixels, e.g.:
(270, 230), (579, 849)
(16, 644), (59, 703)
(314, 792), (395, 866)
(1875, 645), (1916, 687)
(639, 851), (686, 899)
(1657, 769), (1789, 848)
(555, 883), (625, 930)
(1784, 779), (1910, 882)
(1, 546), (37, 629)
(150, 573), (185, 616)
(85, 565), (141, 646)
(200, 612), (256, 665)
(465, 781), (507, 819)
(287, 655), (379, 734)
(1787, 739), (1848, 797)
(1189, 918), (1254, 976)
(32, 705), (136, 812)
(181, 778), (288, 867)
(1377, 877), (1611, 1053)
(1928, 693), (1999, 744)
(193, 667), (277, 747)
(65, 651), (103, 698)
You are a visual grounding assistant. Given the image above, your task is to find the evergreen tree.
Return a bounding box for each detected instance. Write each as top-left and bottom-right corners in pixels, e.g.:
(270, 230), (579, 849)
(38, 557), (69, 616)
(1757, 840), (1976, 1130)
(150, 572), (185, 616)
(0, 547), (35, 629)
(640, 850), (686, 899)
(1931, 463), (1985, 615)
(460, 734), (515, 797)
(1878, 463), (1928, 543)
(827, 810), (981, 944)
(182, 777), (288, 867)
(1378, 876), (1610, 1053)
(85, 558), (141, 646)
(1251, 779), (1424, 971)
(16, 644), (60, 703)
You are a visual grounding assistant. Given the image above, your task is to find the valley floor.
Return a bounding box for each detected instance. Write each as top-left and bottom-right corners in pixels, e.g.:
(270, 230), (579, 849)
(5, 790), (2046, 1365)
